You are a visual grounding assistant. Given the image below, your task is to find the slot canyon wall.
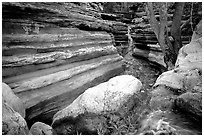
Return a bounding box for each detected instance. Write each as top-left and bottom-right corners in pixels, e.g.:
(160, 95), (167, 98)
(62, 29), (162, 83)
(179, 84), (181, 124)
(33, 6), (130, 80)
(2, 2), (127, 125)
(2, 2), (202, 135)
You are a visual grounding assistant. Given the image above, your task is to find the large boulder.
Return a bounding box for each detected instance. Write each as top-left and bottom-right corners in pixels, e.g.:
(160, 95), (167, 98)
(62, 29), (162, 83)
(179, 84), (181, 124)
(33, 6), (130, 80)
(2, 83), (25, 118)
(29, 122), (56, 135)
(154, 68), (201, 91)
(52, 75), (142, 134)
(2, 101), (29, 135)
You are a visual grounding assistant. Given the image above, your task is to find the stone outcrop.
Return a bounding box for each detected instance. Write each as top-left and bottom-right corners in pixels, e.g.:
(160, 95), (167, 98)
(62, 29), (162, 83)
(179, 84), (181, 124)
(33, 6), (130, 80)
(29, 122), (56, 135)
(52, 75), (142, 134)
(2, 101), (29, 135)
(2, 83), (26, 118)
(138, 20), (202, 135)
(2, 2), (124, 126)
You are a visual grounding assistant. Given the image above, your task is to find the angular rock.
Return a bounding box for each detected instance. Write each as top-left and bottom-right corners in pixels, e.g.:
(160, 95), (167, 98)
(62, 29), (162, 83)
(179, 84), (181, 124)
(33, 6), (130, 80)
(2, 101), (29, 135)
(2, 83), (25, 118)
(52, 75), (142, 134)
(175, 92), (202, 122)
(29, 122), (55, 135)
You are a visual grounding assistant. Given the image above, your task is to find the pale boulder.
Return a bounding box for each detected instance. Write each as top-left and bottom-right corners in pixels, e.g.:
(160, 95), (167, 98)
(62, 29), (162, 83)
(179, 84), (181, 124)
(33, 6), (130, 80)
(29, 122), (55, 135)
(80, 75), (142, 114)
(153, 70), (185, 90)
(52, 75), (142, 134)
(53, 75), (142, 122)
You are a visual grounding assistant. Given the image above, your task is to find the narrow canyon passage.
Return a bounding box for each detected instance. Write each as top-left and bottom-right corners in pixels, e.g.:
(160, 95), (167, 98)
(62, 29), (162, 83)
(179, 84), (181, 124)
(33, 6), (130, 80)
(2, 2), (201, 135)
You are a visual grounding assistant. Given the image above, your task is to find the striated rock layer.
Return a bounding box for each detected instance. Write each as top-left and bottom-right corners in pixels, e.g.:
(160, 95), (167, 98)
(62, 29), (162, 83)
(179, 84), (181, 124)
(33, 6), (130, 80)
(2, 2), (124, 126)
(2, 28), (124, 125)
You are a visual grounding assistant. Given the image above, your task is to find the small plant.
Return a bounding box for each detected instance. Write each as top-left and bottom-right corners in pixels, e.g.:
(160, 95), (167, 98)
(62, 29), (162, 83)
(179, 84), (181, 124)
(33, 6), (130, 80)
(22, 25), (32, 35)
(33, 24), (40, 34)
(22, 23), (40, 35)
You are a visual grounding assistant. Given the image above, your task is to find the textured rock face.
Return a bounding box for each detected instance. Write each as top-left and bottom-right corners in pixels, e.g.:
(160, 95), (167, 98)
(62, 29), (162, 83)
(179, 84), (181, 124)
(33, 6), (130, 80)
(175, 38), (202, 71)
(2, 83), (26, 118)
(154, 19), (202, 91)
(2, 2), (124, 125)
(52, 75), (142, 134)
(152, 36), (202, 115)
(139, 20), (202, 135)
(2, 101), (29, 135)
(175, 92), (202, 121)
(29, 122), (55, 135)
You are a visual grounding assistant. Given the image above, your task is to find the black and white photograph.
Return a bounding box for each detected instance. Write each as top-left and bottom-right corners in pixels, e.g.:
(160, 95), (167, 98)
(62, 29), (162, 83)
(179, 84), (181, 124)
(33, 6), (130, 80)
(1, 1), (202, 135)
